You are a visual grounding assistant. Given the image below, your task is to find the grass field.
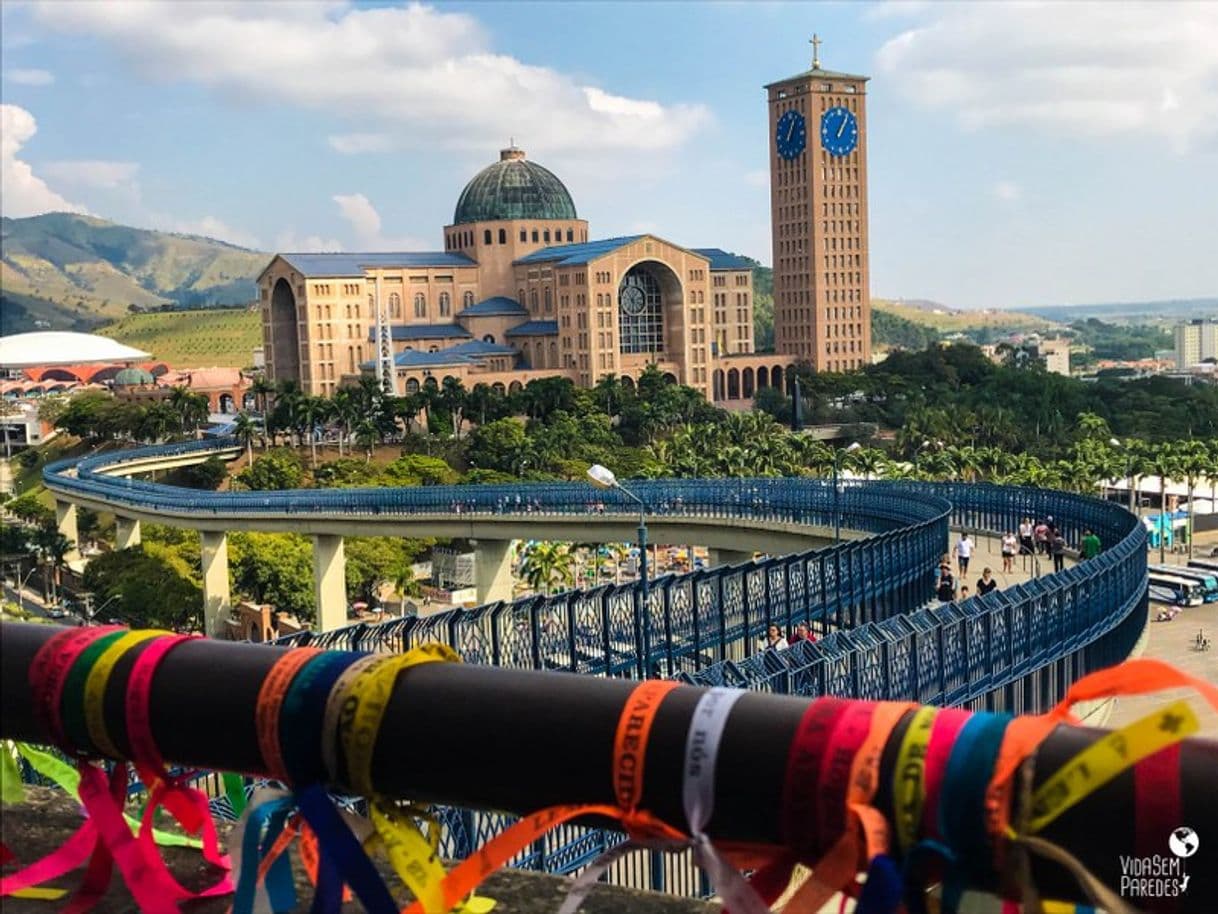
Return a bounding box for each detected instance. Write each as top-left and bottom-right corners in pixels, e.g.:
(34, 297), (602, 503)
(873, 299), (1059, 333)
(98, 309), (261, 368)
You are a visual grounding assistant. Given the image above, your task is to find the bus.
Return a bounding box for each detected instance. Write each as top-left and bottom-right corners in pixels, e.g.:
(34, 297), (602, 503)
(1147, 571), (1206, 607)
(1188, 559), (1218, 576)
(1149, 565), (1218, 603)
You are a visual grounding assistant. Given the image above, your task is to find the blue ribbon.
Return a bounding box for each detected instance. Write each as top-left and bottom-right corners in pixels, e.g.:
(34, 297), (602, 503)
(232, 794), (297, 914)
(856, 854), (903, 914)
(277, 651), (398, 914)
(937, 712), (1012, 914)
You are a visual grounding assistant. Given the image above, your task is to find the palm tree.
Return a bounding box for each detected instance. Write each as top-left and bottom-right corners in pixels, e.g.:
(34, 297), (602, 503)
(233, 411), (257, 464)
(250, 375), (275, 416)
(440, 377), (468, 439)
(31, 526), (71, 604)
(1147, 446), (1182, 561)
(846, 447), (887, 481)
(1175, 440), (1210, 559)
(354, 418), (379, 462)
(299, 396), (331, 468)
(392, 562), (423, 613)
(520, 542), (575, 595)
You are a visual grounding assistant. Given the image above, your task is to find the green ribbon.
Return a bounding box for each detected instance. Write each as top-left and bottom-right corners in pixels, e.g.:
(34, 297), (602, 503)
(16, 742), (203, 849)
(1, 741), (25, 805)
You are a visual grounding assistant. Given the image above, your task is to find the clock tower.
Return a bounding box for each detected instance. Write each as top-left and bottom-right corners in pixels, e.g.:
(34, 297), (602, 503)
(766, 38), (871, 372)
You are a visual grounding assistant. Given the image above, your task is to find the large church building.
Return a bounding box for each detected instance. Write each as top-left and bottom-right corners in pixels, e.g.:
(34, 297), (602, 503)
(259, 51), (870, 403)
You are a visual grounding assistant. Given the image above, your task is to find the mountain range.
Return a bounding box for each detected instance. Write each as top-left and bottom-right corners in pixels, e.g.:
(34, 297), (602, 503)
(1, 213), (268, 335)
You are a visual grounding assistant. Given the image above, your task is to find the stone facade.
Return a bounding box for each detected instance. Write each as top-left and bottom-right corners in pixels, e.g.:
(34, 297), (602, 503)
(258, 147), (781, 403)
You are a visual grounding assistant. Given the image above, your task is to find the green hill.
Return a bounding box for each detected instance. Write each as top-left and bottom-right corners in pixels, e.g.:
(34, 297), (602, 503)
(97, 309), (261, 368)
(0, 213), (269, 334)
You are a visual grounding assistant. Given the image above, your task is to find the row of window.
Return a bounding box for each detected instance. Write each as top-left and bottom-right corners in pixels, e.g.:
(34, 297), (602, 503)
(823, 203), (860, 217)
(445, 226), (587, 250)
(688, 268), (705, 281)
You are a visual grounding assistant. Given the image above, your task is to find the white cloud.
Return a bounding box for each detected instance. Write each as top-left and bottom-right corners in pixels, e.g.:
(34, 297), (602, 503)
(328, 133), (394, 155)
(150, 213), (262, 250)
(744, 168), (769, 188)
(4, 68), (54, 86)
(32, 1), (712, 155)
(0, 104), (89, 217)
(274, 230), (344, 253)
(333, 193), (427, 250)
(876, 2), (1218, 151)
(992, 180), (1020, 202)
(43, 160), (140, 189)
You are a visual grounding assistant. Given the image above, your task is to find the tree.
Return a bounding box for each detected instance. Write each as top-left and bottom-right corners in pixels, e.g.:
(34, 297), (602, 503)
(30, 525), (71, 604)
(168, 387), (209, 435)
(466, 418), (527, 474)
(229, 532), (316, 622)
(382, 454), (459, 486)
(178, 456), (229, 490)
(344, 536), (427, 605)
(250, 375), (275, 416)
(299, 396), (331, 468)
(1175, 440), (1210, 558)
(233, 411), (257, 464)
(520, 542), (575, 595)
(81, 544), (202, 630)
(235, 449), (304, 491)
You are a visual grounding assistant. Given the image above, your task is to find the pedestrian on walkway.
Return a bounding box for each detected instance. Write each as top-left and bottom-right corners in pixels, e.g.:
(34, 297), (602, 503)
(1019, 517), (1035, 556)
(959, 585), (970, 600)
(936, 563), (956, 603)
(764, 624), (789, 651)
(1001, 531), (1018, 574)
(1034, 519), (1050, 555)
(977, 567), (998, 596)
(955, 532), (974, 576)
(1080, 528), (1101, 560)
(1050, 530), (1066, 572)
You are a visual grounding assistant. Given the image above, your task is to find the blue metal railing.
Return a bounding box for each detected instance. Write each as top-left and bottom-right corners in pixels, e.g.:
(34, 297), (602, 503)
(41, 439), (1149, 890)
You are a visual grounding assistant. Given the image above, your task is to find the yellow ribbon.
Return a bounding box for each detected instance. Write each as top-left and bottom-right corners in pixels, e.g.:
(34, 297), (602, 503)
(83, 630), (168, 759)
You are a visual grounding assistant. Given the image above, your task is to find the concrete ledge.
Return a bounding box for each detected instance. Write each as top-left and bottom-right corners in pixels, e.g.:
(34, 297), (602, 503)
(1, 787), (716, 913)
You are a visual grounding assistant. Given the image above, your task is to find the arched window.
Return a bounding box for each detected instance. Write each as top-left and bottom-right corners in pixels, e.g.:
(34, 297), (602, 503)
(414, 293), (426, 318)
(483, 334), (495, 344)
(498, 228), (507, 244)
(530, 290), (538, 310)
(531, 229), (539, 242)
(388, 292), (401, 318)
(544, 288), (552, 312)
(406, 378), (420, 393)
(439, 292), (451, 316)
(617, 265), (664, 355)
(429, 346), (439, 353)
(484, 229), (492, 244)
(463, 291), (474, 308)
(543, 230), (551, 243)
(518, 288), (526, 304)
(520, 229), (527, 242)
(566, 229), (574, 242)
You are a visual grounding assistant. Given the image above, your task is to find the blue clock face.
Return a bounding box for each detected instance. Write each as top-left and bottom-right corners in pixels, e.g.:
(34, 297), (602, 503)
(775, 110), (806, 160)
(820, 106), (858, 157)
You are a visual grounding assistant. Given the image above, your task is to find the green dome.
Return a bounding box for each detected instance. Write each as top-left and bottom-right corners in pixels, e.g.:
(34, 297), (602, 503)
(113, 367), (154, 387)
(453, 147), (577, 225)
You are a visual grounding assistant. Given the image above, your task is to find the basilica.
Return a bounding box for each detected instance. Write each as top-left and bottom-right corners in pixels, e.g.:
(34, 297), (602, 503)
(258, 146), (789, 404)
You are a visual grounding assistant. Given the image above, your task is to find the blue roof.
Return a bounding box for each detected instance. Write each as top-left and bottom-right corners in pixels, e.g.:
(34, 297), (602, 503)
(690, 248), (755, 271)
(505, 320), (559, 337)
(274, 251), (476, 278)
(514, 235), (643, 267)
(448, 339), (519, 357)
(368, 324), (471, 342)
(456, 296), (529, 317)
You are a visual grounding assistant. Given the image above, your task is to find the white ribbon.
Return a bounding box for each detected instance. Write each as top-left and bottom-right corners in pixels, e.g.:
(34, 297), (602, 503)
(556, 687), (770, 914)
(682, 688), (771, 914)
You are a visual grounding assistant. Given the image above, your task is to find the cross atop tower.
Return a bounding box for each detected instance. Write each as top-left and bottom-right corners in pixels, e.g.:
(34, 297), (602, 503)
(810, 33), (822, 69)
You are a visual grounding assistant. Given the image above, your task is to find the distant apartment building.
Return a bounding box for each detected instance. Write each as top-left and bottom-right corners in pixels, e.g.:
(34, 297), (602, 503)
(1038, 338), (1071, 376)
(1174, 319), (1218, 369)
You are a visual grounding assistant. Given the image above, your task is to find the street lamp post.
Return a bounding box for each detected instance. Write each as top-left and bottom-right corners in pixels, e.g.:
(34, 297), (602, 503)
(588, 464), (651, 677)
(832, 442), (862, 544)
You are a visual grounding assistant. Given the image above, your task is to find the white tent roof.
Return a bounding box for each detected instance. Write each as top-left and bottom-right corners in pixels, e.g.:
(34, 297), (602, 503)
(0, 332), (151, 368)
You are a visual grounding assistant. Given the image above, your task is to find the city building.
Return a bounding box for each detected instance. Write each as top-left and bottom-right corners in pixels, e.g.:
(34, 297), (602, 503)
(1173, 319), (1218, 369)
(766, 36), (871, 371)
(259, 48), (872, 402)
(1038, 337), (1071, 376)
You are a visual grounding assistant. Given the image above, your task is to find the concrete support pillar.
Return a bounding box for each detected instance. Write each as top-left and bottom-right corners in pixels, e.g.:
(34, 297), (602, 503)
(473, 539), (515, 606)
(115, 516), (141, 550)
(313, 534), (347, 633)
(55, 500), (79, 556)
(710, 547), (754, 568)
(200, 531), (231, 638)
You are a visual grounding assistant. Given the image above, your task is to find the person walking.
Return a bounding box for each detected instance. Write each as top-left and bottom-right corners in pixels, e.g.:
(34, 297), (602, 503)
(976, 567), (998, 596)
(1019, 517), (1035, 556)
(763, 624), (789, 651)
(959, 585), (971, 600)
(955, 532), (974, 577)
(1050, 530), (1066, 573)
(1080, 528), (1101, 561)
(936, 563), (956, 603)
(1001, 531), (1018, 574)
(1034, 518), (1050, 555)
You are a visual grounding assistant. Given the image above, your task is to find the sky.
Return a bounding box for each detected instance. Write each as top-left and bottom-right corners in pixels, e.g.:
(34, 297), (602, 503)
(2, 0), (1216, 310)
